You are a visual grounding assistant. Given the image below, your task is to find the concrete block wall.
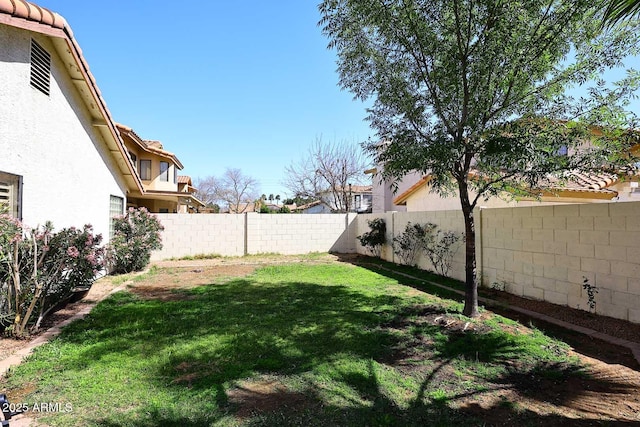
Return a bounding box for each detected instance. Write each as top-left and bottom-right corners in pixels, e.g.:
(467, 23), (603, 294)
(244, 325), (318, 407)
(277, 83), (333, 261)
(151, 201), (640, 323)
(246, 213), (357, 255)
(151, 214), (245, 259)
(481, 202), (640, 323)
(151, 213), (358, 260)
(356, 210), (468, 281)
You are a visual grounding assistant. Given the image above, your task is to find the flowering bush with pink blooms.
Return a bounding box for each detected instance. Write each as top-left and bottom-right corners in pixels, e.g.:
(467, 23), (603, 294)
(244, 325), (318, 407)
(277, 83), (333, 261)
(0, 216), (104, 336)
(107, 207), (164, 274)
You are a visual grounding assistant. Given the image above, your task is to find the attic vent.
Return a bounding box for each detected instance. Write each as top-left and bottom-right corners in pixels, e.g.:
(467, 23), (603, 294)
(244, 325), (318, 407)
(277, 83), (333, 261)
(30, 40), (51, 96)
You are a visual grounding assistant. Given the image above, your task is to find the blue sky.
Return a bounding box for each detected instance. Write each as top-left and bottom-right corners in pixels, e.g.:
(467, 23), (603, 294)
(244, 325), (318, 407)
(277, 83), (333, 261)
(39, 1), (374, 199)
(37, 2), (640, 200)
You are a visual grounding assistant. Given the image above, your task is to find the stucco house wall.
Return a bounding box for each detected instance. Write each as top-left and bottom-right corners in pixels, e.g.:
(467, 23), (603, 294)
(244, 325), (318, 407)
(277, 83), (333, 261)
(0, 25), (127, 239)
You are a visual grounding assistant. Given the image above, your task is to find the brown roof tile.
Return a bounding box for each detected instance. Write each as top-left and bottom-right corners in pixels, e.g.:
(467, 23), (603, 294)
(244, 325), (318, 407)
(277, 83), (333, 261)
(393, 170), (620, 206)
(0, 0), (66, 29)
(540, 170), (619, 194)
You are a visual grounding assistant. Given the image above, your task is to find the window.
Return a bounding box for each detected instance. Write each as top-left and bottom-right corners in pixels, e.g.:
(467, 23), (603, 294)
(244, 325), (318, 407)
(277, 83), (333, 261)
(30, 39), (51, 96)
(160, 162), (169, 182)
(0, 171), (22, 219)
(174, 166), (178, 184)
(354, 195), (361, 210)
(109, 195), (124, 239)
(129, 152), (137, 166)
(139, 160), (151, 180)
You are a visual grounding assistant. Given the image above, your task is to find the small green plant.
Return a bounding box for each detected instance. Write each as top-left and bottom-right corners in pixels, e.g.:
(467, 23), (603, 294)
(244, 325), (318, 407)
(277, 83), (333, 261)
(424, 225), (463, 276)
(582, 276), (599, 312)
(392, 222), (431, 266)
(107, 207), (164, 274)
(357, 218), (386, 257)
(490, 281), (507, 292)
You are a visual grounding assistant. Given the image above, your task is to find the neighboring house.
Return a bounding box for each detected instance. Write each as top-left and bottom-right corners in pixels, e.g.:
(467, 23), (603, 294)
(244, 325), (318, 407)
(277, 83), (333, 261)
(229, 202), (258, 214)
(177, 175), (202, 213)
(393, 166), (640, 212)
(318, 185), (374, 213)
(292, 200), (333, 214)
(366, 167), (423, 213)
(0, 1), (143, 240)
(116, 124), (204, 213)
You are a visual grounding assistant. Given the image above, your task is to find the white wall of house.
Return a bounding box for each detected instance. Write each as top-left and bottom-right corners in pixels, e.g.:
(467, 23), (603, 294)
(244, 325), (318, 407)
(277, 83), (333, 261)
(370, 171), (422, 213)
(0, 26), (128, 240)
(302, 203), (332, 214)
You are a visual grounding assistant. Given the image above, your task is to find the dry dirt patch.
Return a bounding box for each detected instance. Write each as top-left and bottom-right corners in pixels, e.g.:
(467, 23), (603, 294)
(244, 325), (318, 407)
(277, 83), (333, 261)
(128, 265), (256, 300)
(227, 378), (313, 419)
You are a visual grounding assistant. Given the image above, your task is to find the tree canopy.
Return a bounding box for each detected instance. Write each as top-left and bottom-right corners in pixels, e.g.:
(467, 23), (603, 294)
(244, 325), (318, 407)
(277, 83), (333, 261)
(603, 0), (640, 27)
(319, 0), (640, 316)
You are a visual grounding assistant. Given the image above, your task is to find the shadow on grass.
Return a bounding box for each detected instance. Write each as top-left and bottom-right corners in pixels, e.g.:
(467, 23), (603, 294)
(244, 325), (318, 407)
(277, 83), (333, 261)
(340, 254), (640, 370)
(59, 279), (402, 378)
(12, 263), (640, 426)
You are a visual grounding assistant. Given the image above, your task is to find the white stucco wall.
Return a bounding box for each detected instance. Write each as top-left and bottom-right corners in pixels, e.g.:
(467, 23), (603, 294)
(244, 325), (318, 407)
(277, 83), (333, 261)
(0, 26), (127, 241)
(370, 170), (420, 213)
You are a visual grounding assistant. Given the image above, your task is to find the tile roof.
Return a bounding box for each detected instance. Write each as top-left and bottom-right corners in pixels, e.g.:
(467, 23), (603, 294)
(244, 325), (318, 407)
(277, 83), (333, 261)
(393, 170), (620, 205)
(177, 175), (191, 184)
(0, 0), (66, 29)
(116, 123), (184, 170)
(537, 170), (619, 196)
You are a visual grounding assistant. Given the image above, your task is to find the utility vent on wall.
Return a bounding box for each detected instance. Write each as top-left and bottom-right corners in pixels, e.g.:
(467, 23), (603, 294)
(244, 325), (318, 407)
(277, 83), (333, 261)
(30, 39), (51, 96)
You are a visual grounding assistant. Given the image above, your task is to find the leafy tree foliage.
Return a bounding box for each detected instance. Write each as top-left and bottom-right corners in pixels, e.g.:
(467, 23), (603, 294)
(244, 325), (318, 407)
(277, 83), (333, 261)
(602, 0), (640, 27)
(319, 0), (640, 316)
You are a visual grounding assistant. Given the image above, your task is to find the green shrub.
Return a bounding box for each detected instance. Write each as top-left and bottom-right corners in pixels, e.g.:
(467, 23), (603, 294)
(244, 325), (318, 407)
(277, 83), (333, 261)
(0, 217), (104, 336)
(357, 218), (386, 257)
(107, 208), (164, 274)
(423, 224), (463, 276)
(393, 222), (435, 266)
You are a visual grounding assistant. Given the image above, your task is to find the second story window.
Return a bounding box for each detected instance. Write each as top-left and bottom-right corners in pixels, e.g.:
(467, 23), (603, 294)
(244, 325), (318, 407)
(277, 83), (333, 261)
(139, 160), (151, 180)
(160, 162), (169, 182)
(129, 152), (137, 166)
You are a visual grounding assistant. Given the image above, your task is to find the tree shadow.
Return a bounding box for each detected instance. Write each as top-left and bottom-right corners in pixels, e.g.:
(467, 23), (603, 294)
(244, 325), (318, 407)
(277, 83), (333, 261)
(13, 262), (640, 426)
(338, 254), (640, 370)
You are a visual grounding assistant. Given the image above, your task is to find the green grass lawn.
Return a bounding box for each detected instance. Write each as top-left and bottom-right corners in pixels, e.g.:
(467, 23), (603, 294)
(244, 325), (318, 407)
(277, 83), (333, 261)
(1, 262), (584, 426)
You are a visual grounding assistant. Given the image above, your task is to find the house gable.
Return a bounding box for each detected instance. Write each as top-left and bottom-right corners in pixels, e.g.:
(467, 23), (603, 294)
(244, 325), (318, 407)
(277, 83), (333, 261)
(0, 0), (142, 238)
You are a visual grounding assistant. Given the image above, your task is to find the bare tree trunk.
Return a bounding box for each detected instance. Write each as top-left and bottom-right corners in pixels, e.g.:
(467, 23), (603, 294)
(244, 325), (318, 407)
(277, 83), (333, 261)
(459, 180), (479, 318)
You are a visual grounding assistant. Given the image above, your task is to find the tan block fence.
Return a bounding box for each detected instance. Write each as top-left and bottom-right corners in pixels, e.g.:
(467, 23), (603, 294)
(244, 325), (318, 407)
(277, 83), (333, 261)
(151, 202), (640, 323)
(151, 212), (358, 259)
